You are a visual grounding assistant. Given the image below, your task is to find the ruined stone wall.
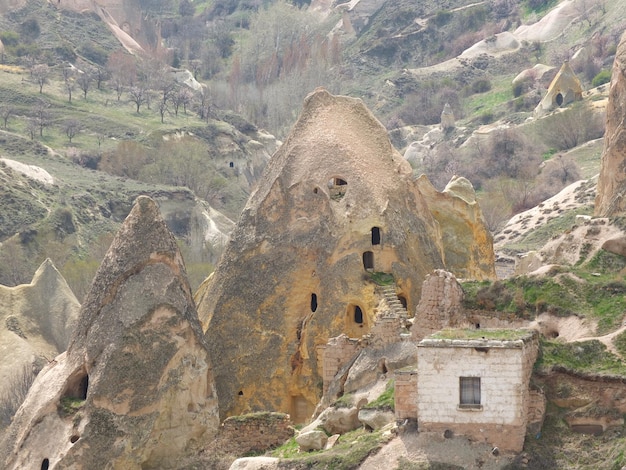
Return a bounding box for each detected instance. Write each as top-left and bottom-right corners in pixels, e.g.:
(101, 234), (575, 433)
(416, 334), (539, 452)
(215, 413), (294, 456)
(412, 270), (465, 340)
(394, 368), (418, 420)
(322, 335), (361, 395)
(527, 389), (546, 435)
(366, 315), (403, 349)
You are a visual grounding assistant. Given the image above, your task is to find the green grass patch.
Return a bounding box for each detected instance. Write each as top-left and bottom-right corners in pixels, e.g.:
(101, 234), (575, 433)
(59, 397), (85, 417)
(272, 427), (391, 469)
(430, 328), (534, 341)
(369, 272), (395, 286)
(362, 380), (394, 411)
(536, 339), (626, 377)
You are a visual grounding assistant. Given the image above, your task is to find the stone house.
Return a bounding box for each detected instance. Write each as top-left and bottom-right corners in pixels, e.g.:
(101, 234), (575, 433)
(414, 329), (540, 452)
(534, 61), (583, 117)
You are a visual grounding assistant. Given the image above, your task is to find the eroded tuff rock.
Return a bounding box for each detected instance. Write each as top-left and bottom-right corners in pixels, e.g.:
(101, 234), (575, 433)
(0, 196), (218, 470)
(416, 175), (496, 280)
(197, 89), (494, 424)
(0, 259), (79, 398)
(596, 31), (626, 216)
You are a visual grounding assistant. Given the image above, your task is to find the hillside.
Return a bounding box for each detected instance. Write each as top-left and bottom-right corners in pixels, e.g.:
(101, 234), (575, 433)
(1, 0), (626, 469)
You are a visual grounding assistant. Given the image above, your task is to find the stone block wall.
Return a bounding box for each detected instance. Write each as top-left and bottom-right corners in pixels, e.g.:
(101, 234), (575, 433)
(412, 270), (464, 340)
(394, 368), (418, 420)
(367, 315), (402, 349)
(215, 412), (294, 455)
(416, 332), (539, 452)
(322, 334), (361, 394)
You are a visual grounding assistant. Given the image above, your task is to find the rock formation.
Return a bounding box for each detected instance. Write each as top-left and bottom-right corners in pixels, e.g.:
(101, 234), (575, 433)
(416, 175), (496, 280)
(197, 88), (494, 424)
(0, 196), (218, 469)
(0, 259), (79, 399)
(595, 31), (626, 217)
(534, 61), (583, 117)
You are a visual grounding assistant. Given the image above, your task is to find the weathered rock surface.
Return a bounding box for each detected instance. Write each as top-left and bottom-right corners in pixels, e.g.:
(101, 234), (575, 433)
(596, 31), (626, 216)
(301, 405), (361, 436)
(0, 259), (80, 399)
(0, 196), (219, 469)
(229, 457), (280, 470)
(296, 430), (328, 452)
(198, 88), (450, 423)
(358, 408), (395, 430)
(416, 175), (496, 280)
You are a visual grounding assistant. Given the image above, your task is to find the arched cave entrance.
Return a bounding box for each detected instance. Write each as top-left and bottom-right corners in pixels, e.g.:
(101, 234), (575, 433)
(328, 177), (348, 200)
(63, 368), (89, 401)
(398, 295), (407, 310)
(311, 293), (318, 312)
(363, 251), (374, 270)
(41, 459), (50, 470)
(354, 306), (363, 324)
(556, 93), (564, 106)
(371, 227), (381, 245)
(229, 161), (234, 168)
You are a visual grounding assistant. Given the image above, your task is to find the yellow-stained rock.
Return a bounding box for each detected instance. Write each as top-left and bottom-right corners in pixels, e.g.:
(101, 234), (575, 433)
(198, 89), (495, 424)
(416, 175), (496, 280)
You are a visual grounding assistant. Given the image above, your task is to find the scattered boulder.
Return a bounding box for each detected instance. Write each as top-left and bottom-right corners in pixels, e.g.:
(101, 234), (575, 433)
(229, 457), (280, 470)
(301, 405), (361, 436)
(358, 408), (395, 430)
(0, 196), (219, 469)
(601, 236), (626, 257)
(296, 430), (328, 452)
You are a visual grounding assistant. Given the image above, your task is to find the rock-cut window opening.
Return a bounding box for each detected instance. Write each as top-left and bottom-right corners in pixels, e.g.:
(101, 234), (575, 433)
(41, 459), (50, 470)
(354, 306), (363, 324)
(63, 370), (89, 400)
(328, 177), (348, 200)
(363, 251), (374, 270)
(371, 227), (381, 245)
(311, 293), (318, 312)
(229, 161), (234, 168)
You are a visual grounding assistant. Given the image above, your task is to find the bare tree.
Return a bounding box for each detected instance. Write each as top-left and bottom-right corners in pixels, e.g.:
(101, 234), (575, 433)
(171, 86), (193, 116)
(64, 119), (82, 143)
(0, 363), (36, 428)
(0, 105), (14, 129)
(128, 86), (147, 113)
(34, 100), (50, 137)
(157, 100), (168, 123)
(26, 118), (38, 140)
(77, 72), (92, 100)
(65, 78), (75, 103)
(32, 64), (50, 93)
(93, 66), (108, 90)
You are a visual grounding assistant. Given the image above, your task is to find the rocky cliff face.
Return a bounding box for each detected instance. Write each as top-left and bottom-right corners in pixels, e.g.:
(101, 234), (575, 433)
(0, 196), (218, 470)
(416, 175), (496, 280)
(197, 89), (494, 424)
(595, 31), (626, 217)
(0, 259), (79, 399)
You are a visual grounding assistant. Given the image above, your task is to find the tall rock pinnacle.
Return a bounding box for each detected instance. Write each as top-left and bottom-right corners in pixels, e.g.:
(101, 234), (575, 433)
(1, 196), (218, 470)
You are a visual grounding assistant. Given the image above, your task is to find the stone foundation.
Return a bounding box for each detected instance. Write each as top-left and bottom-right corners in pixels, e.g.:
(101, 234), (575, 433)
(214, 412), (294, 456)
(394, 368), (418, 420)
(418, 421), (526, 453)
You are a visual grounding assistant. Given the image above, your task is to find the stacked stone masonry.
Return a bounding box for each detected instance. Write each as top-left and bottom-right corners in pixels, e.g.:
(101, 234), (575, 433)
(394, 369), (418, 420)
(412, 270), (464, 341)
(416, 331), (539, 452)
(215, 413), (294, 456)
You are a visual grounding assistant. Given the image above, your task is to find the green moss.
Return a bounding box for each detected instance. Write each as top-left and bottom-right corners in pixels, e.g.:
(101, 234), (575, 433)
(362, 380), (394, 411)
(59, 397), (85, 417)
(369, 272), (395, 286)
(535, 339), (626, 377)
(430, 329), (533, 341)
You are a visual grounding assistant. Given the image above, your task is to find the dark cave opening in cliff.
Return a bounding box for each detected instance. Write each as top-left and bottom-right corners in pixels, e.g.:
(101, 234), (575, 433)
(354, 306), (363, 324)
(398, 295), (407, 310)
(63, 369), (89, 401)
(556, 92), (563, 106)
(363, 251), (374, 270)
(371, 227), (381, 245)
(311, 293), (318, 312)
(41, 459), (49, 470)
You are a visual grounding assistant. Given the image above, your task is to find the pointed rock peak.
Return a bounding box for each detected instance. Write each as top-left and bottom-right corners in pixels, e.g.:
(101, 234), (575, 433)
(443, 176), (477, 204)
(70, 195), (195, 354)
(30, 258), (73, 290)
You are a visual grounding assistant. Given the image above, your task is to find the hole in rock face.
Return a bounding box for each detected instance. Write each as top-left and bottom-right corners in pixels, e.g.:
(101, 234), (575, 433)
(371, 227), (381, 245)
(362, 251), (374, 270)
(556, 93), (563, 106)
(238, 390), (244, 396)
(443, 430), (453, 439)
(354, 306), (363, 324)
(311, 293), (318, 312)
(70, 435), (79, 443)
(41, 459), (50, 470)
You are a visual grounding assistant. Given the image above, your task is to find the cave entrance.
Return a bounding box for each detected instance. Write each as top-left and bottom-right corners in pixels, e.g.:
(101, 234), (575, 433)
(371, 227), (381, 245)
(354, 306), (363, 324)
(363, 251), (374, 270)
(311, 293), (318, 312)
(556, 93), (563, 106)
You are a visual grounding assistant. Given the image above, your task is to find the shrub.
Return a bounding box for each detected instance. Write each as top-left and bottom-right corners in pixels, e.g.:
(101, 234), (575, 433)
(591, 69), (611, 87)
